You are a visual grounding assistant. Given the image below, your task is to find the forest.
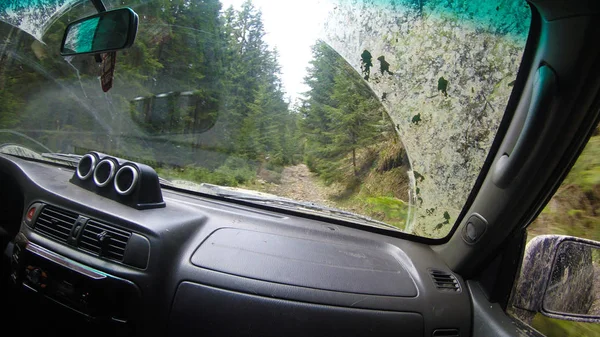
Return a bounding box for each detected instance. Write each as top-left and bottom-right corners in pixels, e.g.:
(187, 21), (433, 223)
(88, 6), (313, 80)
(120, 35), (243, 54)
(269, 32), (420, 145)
(0, 0), (409, 228)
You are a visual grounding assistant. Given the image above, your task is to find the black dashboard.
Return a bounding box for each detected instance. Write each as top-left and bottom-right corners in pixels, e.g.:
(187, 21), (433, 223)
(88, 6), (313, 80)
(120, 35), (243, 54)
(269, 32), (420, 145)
(0, 153), (471, 336)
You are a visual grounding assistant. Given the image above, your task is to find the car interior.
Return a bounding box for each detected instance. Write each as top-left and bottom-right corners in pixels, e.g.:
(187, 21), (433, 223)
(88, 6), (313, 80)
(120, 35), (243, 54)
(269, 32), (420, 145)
(1, 0), (600, 336)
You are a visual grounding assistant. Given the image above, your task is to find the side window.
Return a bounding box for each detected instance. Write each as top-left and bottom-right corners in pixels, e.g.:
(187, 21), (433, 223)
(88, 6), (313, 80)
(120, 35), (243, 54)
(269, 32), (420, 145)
(510, 127), (600, 336)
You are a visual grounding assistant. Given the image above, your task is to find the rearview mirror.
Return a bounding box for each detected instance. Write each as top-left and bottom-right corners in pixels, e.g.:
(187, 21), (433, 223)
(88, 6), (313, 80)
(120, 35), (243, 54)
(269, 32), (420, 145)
(130, 91), (219, 135)
(511, 235), (600, 323)
(60, 8), (138, 56)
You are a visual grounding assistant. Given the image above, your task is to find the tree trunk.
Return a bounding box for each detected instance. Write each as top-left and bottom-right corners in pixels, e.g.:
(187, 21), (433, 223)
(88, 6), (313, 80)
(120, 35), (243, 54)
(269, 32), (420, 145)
(352, 148), (357, 176)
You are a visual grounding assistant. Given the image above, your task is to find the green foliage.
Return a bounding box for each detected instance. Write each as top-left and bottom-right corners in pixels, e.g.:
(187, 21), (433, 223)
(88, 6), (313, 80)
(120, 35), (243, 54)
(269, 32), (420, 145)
(364, 196), (408, 229)
(0, 90), (23, 128)
(529, 132), (600, 243)
(214, 156), (257, 184)
(567, 209), (585, 218)
(0, 0), (302, 187)
(376, 140), (404, 173)
(532, 314), (600, 337)
(309, 139), (410, 228)
(305, 153), (318, 173)
(564, 135), (600, 192)
(329, 67), (383, 175)
(301, 41), (391, 181)
(157, 165), (237, 186)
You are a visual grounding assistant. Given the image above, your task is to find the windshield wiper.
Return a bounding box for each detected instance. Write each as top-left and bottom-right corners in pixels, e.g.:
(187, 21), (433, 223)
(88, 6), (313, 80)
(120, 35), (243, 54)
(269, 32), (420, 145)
(158, 177), (175, 186)
(41, 153), (81, 167)
(0, 142), (80, 167)
(203, 186), (398, 231)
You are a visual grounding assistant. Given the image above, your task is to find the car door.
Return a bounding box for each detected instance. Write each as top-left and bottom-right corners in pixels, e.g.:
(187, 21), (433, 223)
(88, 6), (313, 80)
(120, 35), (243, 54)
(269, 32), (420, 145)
(432, 0), (600, 336)
(510, 129), (600, 336)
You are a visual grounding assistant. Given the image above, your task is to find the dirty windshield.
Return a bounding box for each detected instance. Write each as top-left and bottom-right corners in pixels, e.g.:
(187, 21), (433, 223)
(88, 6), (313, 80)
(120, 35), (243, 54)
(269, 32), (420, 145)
(0, 0), (531, 238)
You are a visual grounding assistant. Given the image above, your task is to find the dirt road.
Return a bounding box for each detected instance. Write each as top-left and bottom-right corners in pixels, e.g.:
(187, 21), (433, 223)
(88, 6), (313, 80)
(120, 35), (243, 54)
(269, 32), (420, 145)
(271, 164), (331, 206)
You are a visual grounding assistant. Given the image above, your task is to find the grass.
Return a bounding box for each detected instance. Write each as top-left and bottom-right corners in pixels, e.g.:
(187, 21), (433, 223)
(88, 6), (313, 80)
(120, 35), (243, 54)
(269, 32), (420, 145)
(243, 138), (411, 230)
(532, 314), (600, 337)
(362, 196), (408, 229)
(316, 193), (408, 230)
(527, 133), (600, 243)
(319, 140), (411, 230)
(526, 131), (600, 335)
(564, 134), (600, 192)
(156, 156), (258, 187)
(157, 166), (240, 186)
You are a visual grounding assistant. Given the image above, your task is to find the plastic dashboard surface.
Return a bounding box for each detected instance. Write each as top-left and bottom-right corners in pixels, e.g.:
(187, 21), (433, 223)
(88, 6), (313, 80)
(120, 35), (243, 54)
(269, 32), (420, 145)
(0, 154), (472, 337)
(191, 228), (418, 296)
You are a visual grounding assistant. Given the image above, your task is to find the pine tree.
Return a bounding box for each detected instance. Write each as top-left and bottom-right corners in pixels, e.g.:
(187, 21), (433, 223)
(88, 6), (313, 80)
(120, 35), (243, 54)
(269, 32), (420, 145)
(0, 0), (301, 181)
(302, 41), (385, 181)
(330, 65), (382, 175)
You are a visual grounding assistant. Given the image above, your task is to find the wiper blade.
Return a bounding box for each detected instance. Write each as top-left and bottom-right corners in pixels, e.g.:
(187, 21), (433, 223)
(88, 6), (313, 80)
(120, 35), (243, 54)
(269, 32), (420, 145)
(0, 144), (80, 167)
(213, 191), (398, 231)
(41, 153), (81, 166)
(158, 177), (175, 186)
(156, 182), (399, 231)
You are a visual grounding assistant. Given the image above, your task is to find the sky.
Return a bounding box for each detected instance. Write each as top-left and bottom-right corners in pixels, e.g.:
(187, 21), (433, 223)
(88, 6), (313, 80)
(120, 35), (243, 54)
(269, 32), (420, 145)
(220, 0), (334, 104)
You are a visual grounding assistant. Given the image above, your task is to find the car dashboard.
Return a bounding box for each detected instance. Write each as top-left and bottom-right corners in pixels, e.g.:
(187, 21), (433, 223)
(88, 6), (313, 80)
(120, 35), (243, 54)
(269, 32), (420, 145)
(0, 153), (471, 337)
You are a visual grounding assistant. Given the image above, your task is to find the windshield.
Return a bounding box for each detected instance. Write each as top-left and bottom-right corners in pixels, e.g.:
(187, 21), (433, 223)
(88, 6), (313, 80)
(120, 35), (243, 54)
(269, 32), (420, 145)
(0, 0), (531, 239)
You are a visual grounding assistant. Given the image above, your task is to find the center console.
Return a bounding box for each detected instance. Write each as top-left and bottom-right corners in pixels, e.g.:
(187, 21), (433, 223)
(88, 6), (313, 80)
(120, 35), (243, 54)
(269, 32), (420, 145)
(9, 233), (140, 326)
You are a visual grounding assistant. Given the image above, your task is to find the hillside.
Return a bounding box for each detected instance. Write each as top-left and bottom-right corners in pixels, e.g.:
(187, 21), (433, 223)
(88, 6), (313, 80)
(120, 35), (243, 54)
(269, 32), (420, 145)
(528, 129), (600, 242)
(245, 137), (411, 230)
(526, 128), (600, 337)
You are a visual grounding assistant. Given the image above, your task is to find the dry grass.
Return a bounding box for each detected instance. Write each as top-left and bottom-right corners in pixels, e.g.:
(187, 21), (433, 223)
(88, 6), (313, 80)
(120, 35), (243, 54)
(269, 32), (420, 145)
(528, 135), (600, 242)
(328, 139), (410, 200)
(322, 139), (411, 229)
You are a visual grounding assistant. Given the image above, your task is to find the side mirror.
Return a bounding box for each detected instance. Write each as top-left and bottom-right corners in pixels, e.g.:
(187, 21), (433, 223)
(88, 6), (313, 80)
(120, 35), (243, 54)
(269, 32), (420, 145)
(60, 8), (138, 56)
(511, 235), (600, 323)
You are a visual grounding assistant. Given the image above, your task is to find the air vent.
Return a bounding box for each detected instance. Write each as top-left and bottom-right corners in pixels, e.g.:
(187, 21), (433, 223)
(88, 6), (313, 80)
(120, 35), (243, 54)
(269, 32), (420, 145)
(432, 328), (460, 337)
(34, 206), (78, 243)
(429, 269), (461, 292)
(79, 220), (131, 262)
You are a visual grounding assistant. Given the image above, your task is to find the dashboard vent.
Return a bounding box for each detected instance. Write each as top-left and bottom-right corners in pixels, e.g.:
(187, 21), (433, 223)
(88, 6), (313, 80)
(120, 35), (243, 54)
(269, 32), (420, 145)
(429, 270), (460, 292)
(432, 329), (460, 337)
(34, 206), (78, 243)
(79, 220), (131, 262)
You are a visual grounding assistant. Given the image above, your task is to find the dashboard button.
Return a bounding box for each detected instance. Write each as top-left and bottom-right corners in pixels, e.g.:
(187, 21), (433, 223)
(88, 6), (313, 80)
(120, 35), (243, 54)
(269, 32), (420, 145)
(27, 268), (42, 285)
